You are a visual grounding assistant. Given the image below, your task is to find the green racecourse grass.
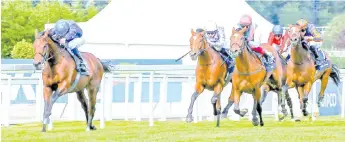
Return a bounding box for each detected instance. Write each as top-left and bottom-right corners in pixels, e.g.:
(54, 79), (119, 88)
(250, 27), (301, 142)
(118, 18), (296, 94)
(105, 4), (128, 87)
(2, 116), (345, 142)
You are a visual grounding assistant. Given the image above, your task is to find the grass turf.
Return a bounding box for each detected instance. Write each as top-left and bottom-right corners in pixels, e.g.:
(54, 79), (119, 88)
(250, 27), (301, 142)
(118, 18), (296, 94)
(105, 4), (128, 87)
(2, 116), (345, 142)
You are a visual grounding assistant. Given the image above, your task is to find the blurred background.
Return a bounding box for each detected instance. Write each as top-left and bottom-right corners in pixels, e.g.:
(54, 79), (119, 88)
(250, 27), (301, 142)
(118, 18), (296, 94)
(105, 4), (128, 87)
(2, 0), (345, 66)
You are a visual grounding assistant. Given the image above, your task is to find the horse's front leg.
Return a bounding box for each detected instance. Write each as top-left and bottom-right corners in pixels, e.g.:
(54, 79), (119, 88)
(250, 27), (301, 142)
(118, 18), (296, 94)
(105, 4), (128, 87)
(186, 83), (204, 123)
(233, 85), (245, 117)
(42, 86), (53, 132)
(211, 83), (223, 127)
(42, 82), (68, 132)
(301, 82), (313, 116)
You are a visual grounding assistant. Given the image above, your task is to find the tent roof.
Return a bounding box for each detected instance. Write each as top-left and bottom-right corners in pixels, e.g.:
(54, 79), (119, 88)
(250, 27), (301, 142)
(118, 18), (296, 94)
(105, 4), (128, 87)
(82, 0), (273, 45)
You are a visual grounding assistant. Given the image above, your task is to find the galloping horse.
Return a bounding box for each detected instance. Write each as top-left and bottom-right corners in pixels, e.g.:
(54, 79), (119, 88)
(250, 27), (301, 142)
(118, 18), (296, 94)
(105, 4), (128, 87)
(186, 29), (233, 127)
(282, 24), (341, 117)
(221, 27), (285, 126)
(33, 30), (112, 132)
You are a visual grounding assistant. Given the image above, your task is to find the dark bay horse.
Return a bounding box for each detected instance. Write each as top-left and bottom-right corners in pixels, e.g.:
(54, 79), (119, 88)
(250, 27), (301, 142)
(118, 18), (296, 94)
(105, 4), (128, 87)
(282, 24), (340, 118)
(186, 29), (233, 127)
(33, 30), (112, 132)
(221, 27), (285, 126)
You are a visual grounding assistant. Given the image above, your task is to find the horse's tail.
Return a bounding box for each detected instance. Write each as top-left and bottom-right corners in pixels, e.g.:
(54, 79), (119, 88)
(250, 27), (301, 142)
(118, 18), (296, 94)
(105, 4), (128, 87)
(98, 58), (114, 72)
(330, 64), (341, 86)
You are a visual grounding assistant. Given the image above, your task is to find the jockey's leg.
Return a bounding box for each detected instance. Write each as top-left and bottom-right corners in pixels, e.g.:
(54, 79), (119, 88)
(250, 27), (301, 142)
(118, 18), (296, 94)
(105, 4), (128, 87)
(249, 41), (274, 63)
(69, 38), (88, 74)
(309, 45), (319, 59)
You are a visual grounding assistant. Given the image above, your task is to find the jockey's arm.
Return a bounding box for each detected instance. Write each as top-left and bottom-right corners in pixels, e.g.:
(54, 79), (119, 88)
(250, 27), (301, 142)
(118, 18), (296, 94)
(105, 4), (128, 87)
(64, 22), (83, 42)
(308, 24), (323, 42)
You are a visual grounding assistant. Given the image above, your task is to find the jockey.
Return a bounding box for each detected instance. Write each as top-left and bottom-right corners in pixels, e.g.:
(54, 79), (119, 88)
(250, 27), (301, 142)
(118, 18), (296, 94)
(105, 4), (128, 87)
(267, 25), (290, 60)
(50, 19), (88, 75)
(235, 14), (275, 65)
(204, 20), (234, 68)
(268, 25), (285, 51)
(296, 18), (323, 61)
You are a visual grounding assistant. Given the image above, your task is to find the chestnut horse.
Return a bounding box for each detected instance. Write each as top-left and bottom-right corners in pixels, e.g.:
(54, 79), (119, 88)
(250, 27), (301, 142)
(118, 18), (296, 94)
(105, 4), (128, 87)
(221, 27), (285, 126)
(186, 29), (233, 127)
(282, 24), (340, 118)
(33, 30), (112, 132)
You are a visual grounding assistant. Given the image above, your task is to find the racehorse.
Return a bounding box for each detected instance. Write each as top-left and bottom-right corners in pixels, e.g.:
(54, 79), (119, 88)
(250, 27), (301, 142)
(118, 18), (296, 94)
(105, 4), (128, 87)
(259, 29), (296, 121)
(186, 29), (233, 127)
(282, 24), (341, 117)
(221, 27), (285, 126)
(33, 30), (112, 132)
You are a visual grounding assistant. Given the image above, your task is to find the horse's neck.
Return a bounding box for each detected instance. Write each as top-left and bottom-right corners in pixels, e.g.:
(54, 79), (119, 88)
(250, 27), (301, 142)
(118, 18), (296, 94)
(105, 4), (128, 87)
(236, 46), (257, 71)
(47, 40), (66, 67)
(291, 43), (309, 63)
(197, 45), (214, 65)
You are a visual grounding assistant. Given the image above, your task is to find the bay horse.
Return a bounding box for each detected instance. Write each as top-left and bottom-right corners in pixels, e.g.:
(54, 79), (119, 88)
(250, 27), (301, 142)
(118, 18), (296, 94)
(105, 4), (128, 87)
(282, 24), (341, 118)
(186, 29), (233, 127)
(33, 30), (112, 132)
(221, 27), (285, 126)
(259, 29), (297, 121)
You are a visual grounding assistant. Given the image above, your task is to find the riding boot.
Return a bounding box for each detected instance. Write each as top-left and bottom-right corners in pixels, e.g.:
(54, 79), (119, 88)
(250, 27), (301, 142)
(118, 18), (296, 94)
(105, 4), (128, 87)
(309, 45), (319, 60)
(262, 49), (275, 64)
(71, 48), (89, 75)
(301, 40), (309, 50)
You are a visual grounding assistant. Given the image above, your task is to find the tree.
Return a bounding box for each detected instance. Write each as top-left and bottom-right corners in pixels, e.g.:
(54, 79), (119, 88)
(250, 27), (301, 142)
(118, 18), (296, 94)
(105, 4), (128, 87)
(11, 39), (35, 59)
(1, 0), (101, 58)
(323, 13), (345, 50)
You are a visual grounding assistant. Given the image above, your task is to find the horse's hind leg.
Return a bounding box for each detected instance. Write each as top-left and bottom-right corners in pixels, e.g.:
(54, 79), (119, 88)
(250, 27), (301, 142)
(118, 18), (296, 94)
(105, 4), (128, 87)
(318, 74), (330, 107)
(221, 90), (234, 119)
(76, 90), (89, 125)
(285, 91), (295, 119)
(259, 85), (270, 105)
(255, 88), (264, 126)
(86, 87), (99, 131)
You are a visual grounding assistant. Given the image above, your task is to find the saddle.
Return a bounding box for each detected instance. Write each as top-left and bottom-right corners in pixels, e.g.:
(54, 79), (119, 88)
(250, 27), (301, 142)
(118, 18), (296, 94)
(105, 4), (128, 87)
(310, 48), (330, 71)
(59, 43), (89, 75)
(246, 45), (276, 72)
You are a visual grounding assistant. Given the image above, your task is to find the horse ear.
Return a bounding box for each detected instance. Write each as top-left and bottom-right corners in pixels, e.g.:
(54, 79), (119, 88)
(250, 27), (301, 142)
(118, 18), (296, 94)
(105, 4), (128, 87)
(288, 24), (292, 28)
(35, 29), (39, 39)
(191, 28), (195, 35)
(43, 30), (49, 38)
(232, 27), (235, 34)
(240, 26), (247, 34)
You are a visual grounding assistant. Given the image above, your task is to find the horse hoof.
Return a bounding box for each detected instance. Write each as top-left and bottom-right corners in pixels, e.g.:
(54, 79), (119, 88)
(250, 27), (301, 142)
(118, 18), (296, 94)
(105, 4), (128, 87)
(86, 127), (90, 131)
(278, 114), (285, 121)
(252, 120), (259, 126)
(221, 113), (228, 119)
(41, 125), (47, 132)
(260, 122), (264, 126)
(303, 111), (309, 116)
(239, 109), (248, 117)
(294, 118), (301, 122)
(90, 125), (97, 130)
(185, 116), (193, 123)
(234, 109), (240, 115)
(283, 111), (288, 117)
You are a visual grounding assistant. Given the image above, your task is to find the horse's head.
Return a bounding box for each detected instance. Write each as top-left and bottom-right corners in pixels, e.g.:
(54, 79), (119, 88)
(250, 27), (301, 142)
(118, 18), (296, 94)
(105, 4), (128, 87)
(33, 29), (53, 69)
(229, 26), (247, 57)
(287, 24), (302, 46)
(189, 29), (207, 61)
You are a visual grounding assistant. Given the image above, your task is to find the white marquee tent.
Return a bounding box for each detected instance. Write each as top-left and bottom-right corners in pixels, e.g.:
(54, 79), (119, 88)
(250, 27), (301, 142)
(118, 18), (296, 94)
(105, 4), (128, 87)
(46, 0), (274, 63)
